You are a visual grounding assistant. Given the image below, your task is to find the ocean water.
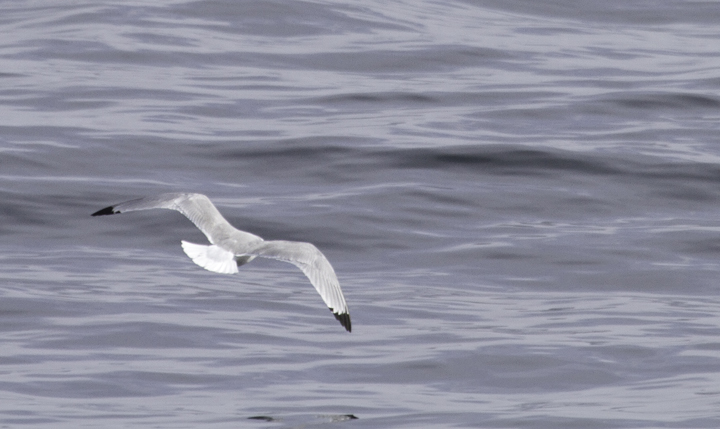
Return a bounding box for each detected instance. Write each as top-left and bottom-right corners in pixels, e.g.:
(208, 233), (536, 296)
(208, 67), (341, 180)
(2, 1), (720, 427)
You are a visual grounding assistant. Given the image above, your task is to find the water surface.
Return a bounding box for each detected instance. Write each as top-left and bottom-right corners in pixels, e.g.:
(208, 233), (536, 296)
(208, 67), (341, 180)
(2, 1), (720, 427)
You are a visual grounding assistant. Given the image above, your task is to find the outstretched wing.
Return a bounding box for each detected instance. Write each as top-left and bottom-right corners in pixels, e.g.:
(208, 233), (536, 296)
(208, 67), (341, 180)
(250, 240), (351, 332)
(92, 193), (262, 245)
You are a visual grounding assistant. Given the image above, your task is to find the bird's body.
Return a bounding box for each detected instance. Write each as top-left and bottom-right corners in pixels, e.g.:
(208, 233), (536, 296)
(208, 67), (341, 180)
(92, 193), (351, 332)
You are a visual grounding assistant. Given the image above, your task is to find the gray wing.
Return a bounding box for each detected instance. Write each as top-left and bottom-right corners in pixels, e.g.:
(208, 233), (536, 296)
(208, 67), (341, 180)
(249, 240), (351, 332)
(92, 192), (262, 245)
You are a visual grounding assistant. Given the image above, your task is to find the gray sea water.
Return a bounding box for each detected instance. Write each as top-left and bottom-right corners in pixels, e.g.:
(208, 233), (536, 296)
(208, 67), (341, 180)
(2, 1), (720, 427)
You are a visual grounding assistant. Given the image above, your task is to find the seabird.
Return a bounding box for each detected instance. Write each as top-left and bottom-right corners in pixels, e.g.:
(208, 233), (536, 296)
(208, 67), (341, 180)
(92, 192), (351, 332)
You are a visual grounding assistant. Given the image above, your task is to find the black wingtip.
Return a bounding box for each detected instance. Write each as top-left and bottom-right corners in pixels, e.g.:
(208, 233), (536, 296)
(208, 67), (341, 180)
(91, 206), (117, 216)
(332, 311), (351, 332)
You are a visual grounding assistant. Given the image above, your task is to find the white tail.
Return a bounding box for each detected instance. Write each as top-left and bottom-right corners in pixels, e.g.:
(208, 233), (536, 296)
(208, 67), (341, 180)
(181, 241), (238, 274)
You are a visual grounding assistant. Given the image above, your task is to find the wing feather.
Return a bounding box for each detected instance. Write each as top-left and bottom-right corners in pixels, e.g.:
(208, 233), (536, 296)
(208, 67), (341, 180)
(92, 193), (261, 245)
(249, 240), (351, 331)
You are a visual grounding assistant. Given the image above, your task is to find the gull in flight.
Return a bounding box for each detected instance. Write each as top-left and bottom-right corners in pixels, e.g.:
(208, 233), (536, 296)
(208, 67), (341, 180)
(92, 192), (351, 332)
